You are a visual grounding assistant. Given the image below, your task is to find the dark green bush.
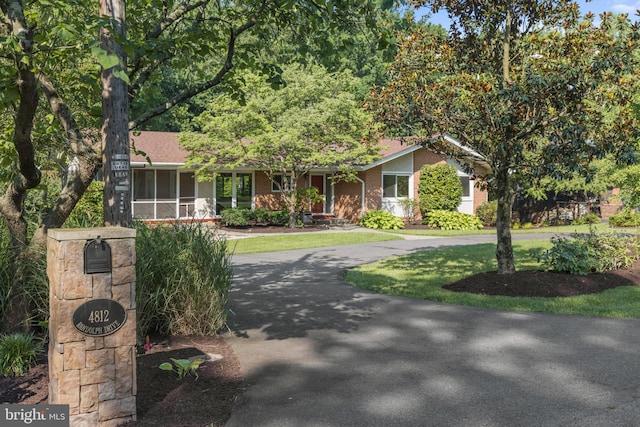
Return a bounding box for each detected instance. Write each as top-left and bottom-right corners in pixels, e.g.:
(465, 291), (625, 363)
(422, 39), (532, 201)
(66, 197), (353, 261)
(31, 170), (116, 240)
(135, 222), (233, 340)
(0, 332), (44, 376)
(536, 230), (640, 275)
(252, 208), (270, 223)
(267, 210), (289, 226)
(360, 210), (404, 230)
(609, 210), (640, 227)
(571, 213), (600, 226)
(221, 208), (289, 227)
(476, 200), (498, 227)
(423, 210), (483, 230)
(220, 208), (251, 227)
(418, 164), (463, 214)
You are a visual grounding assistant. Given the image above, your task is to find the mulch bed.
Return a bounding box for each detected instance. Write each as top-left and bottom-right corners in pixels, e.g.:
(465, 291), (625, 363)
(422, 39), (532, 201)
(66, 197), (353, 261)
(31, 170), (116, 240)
(444, 259), (640, 297)
(0, 335), (243, 427)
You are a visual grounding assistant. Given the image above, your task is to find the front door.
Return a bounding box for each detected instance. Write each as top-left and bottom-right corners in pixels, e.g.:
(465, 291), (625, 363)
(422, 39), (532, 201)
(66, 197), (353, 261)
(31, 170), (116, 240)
(311, 175), (325, 213)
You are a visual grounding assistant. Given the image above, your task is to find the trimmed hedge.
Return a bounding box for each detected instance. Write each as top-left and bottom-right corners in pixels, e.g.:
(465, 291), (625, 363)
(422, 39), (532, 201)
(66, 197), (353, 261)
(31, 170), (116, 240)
(220, 208), (289, 227)
(418, 164), (463, 214)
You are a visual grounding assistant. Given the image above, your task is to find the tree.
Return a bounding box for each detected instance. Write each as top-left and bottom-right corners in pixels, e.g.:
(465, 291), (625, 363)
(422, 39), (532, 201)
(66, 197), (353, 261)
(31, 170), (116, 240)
(181, 64), (379, 227)
(0, 0), (391, 331)
(369, 2), (640, 273)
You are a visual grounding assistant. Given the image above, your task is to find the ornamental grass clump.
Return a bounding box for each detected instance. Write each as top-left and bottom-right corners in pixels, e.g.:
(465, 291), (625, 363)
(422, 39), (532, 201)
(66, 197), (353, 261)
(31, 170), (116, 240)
(135, 221), (233, 341)
(0, 223), (49, 329)
(536, 229), (640, 275)
(0, 332), (44, 376)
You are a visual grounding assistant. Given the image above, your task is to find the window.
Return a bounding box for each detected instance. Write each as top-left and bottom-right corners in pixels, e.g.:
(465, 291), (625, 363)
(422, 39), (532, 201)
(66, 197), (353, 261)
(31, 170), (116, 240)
(216, 172), (253, 212)
(383, 174), (410, 198)
(272, 174), (292, 192)
(132, 169), (182, 219)
(460, 176), (471, 197)
(236, 173), (252, 209)
(216, 173), (233, 211)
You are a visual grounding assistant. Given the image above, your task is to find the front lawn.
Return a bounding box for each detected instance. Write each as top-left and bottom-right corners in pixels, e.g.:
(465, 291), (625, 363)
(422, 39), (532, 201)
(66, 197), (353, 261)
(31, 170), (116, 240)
(229, 231), (402, 254)
(345, 240), (640, 318)
(382, 223), (636, 237)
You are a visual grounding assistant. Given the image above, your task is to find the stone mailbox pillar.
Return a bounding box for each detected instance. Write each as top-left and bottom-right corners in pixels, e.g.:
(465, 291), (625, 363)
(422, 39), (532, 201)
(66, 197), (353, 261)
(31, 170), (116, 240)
(47, 227), (137, 426)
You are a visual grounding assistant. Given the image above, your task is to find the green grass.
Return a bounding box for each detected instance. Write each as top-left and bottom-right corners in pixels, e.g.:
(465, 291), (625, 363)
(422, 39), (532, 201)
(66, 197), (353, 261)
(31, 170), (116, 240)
(230, 232), (403, 254)
(383, 223), (637, 237)
(346, 240), (640, 318)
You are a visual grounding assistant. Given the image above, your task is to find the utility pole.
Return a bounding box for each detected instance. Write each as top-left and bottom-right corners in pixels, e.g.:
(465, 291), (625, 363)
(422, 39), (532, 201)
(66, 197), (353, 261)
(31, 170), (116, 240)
(100, 0), (131, 227)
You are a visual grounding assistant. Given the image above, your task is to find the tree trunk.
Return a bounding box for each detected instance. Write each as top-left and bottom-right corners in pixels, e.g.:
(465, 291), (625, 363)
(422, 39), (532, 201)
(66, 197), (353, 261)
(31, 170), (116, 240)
(495, 168), (516, 274)
(286, 191), (298, 228)
(0, 2), (42, 331)
(101, 0), (131, 227)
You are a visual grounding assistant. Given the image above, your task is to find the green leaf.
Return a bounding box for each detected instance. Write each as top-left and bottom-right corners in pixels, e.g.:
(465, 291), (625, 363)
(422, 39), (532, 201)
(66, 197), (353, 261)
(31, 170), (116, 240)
(112, 68), (130, 85)
(90, 46), (120, 70)
(158, 362), (173, 371)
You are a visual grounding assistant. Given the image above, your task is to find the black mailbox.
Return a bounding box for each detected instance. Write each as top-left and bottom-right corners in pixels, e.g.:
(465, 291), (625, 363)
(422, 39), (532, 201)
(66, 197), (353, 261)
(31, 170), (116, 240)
(84, 237), (112, 274)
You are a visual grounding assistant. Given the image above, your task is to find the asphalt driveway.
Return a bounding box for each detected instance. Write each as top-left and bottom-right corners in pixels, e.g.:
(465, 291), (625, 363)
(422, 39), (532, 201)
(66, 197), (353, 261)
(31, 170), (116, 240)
(223, 234), (640, 426)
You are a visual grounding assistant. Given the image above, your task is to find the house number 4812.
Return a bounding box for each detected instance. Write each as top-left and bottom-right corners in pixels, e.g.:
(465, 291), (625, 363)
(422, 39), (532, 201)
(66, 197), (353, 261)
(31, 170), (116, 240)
(88, 310), (110, 324)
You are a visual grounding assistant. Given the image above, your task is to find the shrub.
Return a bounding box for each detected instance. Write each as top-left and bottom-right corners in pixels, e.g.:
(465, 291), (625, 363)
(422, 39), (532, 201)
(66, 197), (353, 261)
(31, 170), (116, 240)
(220, 208), (250, 227)
(399, 198), (419, 223)
(475, 200), (497, 227)
(571, 213), (600, 226)
(221, 208), (289, 227)
(609, 210), (640, 227)
(360, 210), (404, 230)
(135, 222), (233, 340)
(423, 210), (483, 230)
(418, 164), (463, 214)
(252, 208), (270, 223)
(536, 229), (640, 275)
(0, 332), (44, 376)
(267, 210), (289, 226)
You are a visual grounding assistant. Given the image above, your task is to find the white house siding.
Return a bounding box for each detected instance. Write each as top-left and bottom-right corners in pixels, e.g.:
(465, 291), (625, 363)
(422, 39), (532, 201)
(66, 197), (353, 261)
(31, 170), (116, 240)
(446, 159), (474, 214)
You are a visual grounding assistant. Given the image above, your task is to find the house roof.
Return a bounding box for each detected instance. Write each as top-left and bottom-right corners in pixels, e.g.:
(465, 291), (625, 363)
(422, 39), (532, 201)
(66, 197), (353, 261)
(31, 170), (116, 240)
(130, 131), (190, 165)
(128, 131), (487, 170)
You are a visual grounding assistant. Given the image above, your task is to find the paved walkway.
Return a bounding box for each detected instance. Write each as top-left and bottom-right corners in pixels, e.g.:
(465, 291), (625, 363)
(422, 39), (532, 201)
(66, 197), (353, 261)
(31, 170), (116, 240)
(223, 232), (640, 426)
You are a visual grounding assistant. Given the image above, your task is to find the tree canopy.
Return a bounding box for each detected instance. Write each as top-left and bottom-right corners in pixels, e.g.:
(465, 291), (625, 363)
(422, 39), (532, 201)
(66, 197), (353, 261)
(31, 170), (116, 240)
(0, 0), (394, 331)
(370, 1), (640, 273)
(181, 64), (379, 227)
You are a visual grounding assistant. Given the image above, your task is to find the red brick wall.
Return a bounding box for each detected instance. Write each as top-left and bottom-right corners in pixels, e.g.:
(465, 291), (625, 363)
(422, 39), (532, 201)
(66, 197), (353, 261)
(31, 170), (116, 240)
(472, 164), (490, 212)
(254, 171), (282, 210)
(250, 148), (491, 223)
(253, 171), (309, 211)
(364, 167), (382, 212)
(333, 175), (364, 223)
